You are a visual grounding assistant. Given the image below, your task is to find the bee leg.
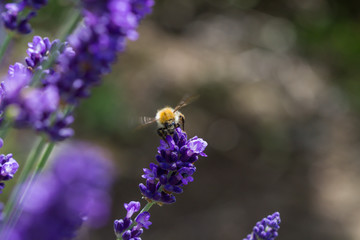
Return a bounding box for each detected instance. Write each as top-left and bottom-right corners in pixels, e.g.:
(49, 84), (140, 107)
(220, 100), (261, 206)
(157, 128), (164, 137)
(179, 115), (185, 130)
(157, 128), (167, 141)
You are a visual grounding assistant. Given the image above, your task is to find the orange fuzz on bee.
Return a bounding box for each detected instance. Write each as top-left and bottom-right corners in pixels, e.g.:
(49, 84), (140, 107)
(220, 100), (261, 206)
(156, 107), (176, 127)
(155, 107), (185, 139)
(139, 95), (198, 139)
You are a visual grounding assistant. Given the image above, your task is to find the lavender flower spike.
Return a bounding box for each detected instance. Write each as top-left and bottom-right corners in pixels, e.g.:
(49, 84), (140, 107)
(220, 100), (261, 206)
(0, 36), (76, 141)
(49, 0), (154, 104)
(1, 0), (48, 34)
(243, 212), (281, 240)
(139, 128), (208, 204)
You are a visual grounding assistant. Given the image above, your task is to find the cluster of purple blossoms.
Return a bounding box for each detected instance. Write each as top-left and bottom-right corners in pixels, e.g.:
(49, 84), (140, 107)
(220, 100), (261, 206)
(47, 0), (154, 104)
(1, 0), (154, 141)
(0, 137), (19, 193)
(114, 201), (152, 240)
(0, 152), (19, 193)
(243, 212), (281, 240)
(140, 128), (208, 204)
(0, 36), (75, 141)
(1, 0), (48, 34)
(4, 142), (113, 240)
(113, 129), (207, 239)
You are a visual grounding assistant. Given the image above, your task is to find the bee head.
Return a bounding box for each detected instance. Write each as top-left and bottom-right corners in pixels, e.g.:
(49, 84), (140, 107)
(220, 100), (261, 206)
(156, 107), (175, 127)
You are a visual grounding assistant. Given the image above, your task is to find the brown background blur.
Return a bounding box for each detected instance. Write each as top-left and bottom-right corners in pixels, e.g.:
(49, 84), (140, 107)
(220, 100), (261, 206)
(2, 0), (360, 239)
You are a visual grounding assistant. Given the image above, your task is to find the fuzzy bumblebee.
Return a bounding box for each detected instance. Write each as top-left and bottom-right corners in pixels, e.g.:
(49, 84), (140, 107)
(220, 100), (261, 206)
(155, 107), (185, 139)
(139, 95), (197, 139)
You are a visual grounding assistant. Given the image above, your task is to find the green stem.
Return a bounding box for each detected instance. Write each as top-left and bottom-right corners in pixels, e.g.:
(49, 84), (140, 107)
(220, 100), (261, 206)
(2, 137), (46, 216)
(117, 202), (156, 240)
(57, 7), (83, 42)
(32, 142), (55, 175)
(140, 201), (155, 214)
(0, 33), (12, 63)
(4, 141), (55, 238)
(0, 120), (12, 139)
(0, 137), (47, 239)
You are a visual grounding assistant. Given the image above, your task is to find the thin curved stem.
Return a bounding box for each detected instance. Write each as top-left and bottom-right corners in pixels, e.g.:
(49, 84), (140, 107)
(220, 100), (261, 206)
(58, 7), (83, 42)
(116, 202), (156, 240)
(0, 33), (12, 63)
(0, 120), (12, 139)
(0, 137), (46, 239)
(2, 137), (46, 216)
(4, 141), (55, 239)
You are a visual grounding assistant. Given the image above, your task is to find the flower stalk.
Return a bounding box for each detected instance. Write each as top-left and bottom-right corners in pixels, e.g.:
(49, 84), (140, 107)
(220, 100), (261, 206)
(1, 137), (47, 228)
(114, 128), (208, 239)
(0, 33), (12, 63)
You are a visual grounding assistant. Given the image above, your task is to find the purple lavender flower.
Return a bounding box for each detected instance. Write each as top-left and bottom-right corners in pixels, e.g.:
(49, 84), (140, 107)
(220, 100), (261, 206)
(139, 128), (208, 204)
(114, 201), (140, 235)
(0, 153), (19, 193)
(1, 0), (47, 34)
(48, 0), (154, 104)
(24, 0), (48, 10)
(24, 36), (73, 78)
(0, 154), (18, 179)
(114, 201), (151, 240)
(0, 138), (19, 194)
(124, 201), (141, 219)
(131, 0), (155, 21)
(18, 85), (59, 125)
(25, 36), (52, 69)
(135, 212), (152, 229)
(2, 0), (154, 140)
(243, 212), (281, 240)
(2, 63), (31, 102)
(1, 3), (27, 33)
(2, 82), (61, 130)
(39, 113), (74, 141)
(0, 36), (76, 141)
(114, 129), (205, 239)
(5, 142), (113, 240)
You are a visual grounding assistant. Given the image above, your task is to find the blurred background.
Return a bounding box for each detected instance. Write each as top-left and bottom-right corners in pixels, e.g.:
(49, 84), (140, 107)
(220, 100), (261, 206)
(2, 0), (360, 239)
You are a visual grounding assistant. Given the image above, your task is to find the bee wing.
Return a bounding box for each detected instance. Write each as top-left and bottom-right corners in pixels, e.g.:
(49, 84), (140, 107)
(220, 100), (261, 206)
(173, 94), (199, 112)
(136, 116), (157, 130)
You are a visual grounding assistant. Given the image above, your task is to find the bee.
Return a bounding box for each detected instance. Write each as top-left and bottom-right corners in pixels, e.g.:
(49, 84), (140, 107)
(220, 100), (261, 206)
(139, 95), (198, 139)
